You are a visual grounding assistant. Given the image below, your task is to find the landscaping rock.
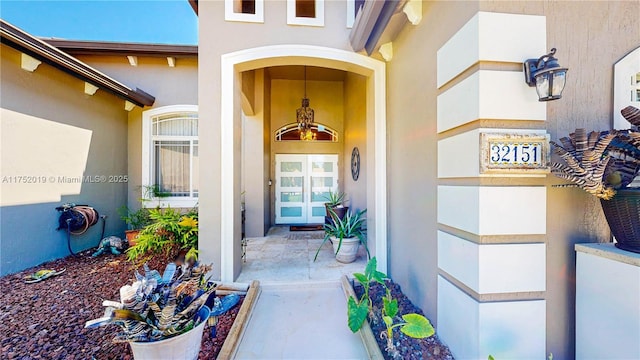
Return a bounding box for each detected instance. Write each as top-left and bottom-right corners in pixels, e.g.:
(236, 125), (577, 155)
(0, 250), (241, 359)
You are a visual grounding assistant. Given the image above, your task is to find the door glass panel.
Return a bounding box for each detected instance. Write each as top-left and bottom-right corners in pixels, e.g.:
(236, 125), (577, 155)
(311, 177), (333, 187)
(312, 206), (326, 217)
(281, 162), (302, 172)
(281, 207), (302, 217)
(311, 161), (333, 172)
(280, 176), (302, 187)
(311, 191), (330, 202)
(281, 192), (302, 202)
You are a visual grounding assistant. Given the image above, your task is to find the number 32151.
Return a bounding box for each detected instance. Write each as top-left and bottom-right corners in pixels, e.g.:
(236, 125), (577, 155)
(490, 143), (541, 165)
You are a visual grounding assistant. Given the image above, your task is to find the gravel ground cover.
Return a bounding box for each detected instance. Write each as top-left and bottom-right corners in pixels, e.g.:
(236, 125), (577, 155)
(0, 250), (242, 360)
(354, 280), (454, 360)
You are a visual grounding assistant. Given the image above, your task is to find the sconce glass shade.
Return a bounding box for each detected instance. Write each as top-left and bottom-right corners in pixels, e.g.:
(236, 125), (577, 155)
(524, 48), (568, 101)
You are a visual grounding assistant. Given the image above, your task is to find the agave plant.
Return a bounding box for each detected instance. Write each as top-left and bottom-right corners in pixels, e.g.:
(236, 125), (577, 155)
(314, 207), (368, 261)
(550, 106), (640, 199)
(85, 262), (215, 343)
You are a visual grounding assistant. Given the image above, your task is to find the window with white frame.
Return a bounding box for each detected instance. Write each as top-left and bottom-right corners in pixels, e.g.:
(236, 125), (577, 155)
(287, 0), (324, 27)
(142, 105), (198, 207)
(225, 0), (264, 23)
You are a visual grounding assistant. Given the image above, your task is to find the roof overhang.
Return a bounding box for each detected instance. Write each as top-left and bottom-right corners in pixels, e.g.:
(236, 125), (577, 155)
(0, 20), (155, 107)
(43, 39), (197, 57)
(349, 0), (408, 56)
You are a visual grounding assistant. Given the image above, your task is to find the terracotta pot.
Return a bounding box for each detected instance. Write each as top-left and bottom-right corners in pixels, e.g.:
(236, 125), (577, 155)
(125, 229), (141, 247)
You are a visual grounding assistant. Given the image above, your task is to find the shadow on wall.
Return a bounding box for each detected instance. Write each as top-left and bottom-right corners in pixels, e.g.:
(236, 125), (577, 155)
(0, 196), (126, 276)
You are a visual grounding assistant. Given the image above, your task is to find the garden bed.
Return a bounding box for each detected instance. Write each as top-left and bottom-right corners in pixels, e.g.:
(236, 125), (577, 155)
(344, 276), (454, 360)
(0, 250), (250, 359)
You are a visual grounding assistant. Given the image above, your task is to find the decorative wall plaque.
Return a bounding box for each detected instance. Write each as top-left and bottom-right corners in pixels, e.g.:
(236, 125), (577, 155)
(351, 147), (360, 181)
(480, 132), (550, 175)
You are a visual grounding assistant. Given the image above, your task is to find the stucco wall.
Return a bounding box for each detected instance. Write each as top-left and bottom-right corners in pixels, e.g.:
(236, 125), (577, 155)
(198, 0), (357, 278)
(343, 72), (367, 212)
(388, 1), (639, 358)
(76, 55), (198, 211)
(0, 45), (128, 275)
(386, 0), (480, 329)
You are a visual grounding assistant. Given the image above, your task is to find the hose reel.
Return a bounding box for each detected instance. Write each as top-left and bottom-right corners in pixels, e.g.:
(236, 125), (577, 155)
(55, 203), (106, 255)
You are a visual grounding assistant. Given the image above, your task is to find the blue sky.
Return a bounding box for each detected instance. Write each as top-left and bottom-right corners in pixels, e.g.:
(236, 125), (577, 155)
(1, 0), (198, 44)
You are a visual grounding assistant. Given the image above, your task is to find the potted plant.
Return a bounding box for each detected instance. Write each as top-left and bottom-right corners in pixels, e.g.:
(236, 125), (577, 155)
(323, 189), (348, 221)
(119, 185), (170, 246)
(550, 105), (640, 253)
(126, 208), (199, 265)
(119, 206), (151, 246)
(84, 262), (215, 360)
(314, 207), (369, 263)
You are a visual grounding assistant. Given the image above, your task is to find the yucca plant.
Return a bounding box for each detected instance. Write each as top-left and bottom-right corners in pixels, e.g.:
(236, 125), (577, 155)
(314, 207), (369, 261)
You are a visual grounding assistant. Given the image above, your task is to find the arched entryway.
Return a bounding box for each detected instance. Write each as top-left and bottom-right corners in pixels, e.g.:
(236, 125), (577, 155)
(218, 45), (386, 281)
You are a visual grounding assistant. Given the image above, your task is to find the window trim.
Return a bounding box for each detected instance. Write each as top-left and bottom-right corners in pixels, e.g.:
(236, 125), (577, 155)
(287, 0), (324, 27)
(142, 105), (199, 208)
(346, 0), (355, 28)
(224, 0), (264, 23)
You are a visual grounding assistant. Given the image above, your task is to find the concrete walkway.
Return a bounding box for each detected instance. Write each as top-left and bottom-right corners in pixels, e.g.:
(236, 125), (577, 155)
(233, 227), (370, 359)
(236, 226), (367, 283)
(233, 281), (368, 360)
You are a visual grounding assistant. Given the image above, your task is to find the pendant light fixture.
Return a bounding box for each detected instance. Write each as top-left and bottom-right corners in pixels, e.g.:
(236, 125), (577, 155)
(296, 66), (316, 140)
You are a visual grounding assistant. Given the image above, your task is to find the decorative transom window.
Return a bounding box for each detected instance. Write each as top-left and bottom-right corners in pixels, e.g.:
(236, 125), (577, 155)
(287, 0), (324, 27)
(275, 123), (338, 142)
(225, 0), (264, 23)
(142, 105), (198, 208)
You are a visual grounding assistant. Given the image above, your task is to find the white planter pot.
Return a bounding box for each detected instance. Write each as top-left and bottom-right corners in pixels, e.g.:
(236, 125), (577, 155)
(129, 306), (209, 360)
(331, 236), (360, 263)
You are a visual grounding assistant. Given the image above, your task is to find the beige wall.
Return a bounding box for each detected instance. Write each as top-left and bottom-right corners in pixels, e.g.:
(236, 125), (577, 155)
(343, 72), (367, 212)
(0, 44), (129, 275)
(386, 0), (480, 330)
(479, 2), (639, 357)
(77, 55), (198, 210)
(388, 1), (639, 358)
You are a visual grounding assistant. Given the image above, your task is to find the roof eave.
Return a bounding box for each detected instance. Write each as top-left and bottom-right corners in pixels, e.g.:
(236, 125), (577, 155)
(43, 39), (198, 57)
(0, 20), (155, 107)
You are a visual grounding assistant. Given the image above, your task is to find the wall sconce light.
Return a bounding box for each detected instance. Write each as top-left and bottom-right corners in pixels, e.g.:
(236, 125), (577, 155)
(523, 48), (568, 101)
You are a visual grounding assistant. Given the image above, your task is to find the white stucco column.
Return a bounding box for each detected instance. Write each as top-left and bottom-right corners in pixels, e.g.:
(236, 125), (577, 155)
(435, 12), (549, 359)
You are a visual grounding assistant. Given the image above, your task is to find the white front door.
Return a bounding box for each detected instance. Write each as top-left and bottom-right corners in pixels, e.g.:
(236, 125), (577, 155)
(275, 154), (339, 224)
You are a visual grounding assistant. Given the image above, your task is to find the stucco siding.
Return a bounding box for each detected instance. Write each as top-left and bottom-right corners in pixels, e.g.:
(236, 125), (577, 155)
(0, 45), (128, 275)
(76, 55), (198, 211)
(386, 0), (480, 329)
(387, 1), (639, 358)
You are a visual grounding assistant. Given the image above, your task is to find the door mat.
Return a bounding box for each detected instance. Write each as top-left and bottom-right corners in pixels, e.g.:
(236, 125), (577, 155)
(289, 225), (323, 231)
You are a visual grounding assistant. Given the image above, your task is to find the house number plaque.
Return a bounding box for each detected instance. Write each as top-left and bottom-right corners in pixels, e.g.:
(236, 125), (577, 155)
(480, 132), (550, 175)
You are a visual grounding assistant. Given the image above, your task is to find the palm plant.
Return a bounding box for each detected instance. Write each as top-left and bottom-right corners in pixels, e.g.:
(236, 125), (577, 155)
(314, 207), (369, 261)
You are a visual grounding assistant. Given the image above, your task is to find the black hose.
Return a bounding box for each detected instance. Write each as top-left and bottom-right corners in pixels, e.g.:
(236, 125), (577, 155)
(65, 219), (79, 257)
